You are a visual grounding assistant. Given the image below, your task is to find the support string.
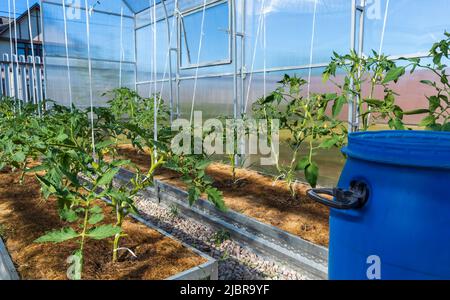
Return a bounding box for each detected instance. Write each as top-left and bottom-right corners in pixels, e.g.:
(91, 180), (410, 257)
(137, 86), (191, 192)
(189, 0), (208, 124)
(378, 0), (390, 56)
(307, 0), (318, 99)
(62, 0), (73, 108)
(244, 0), (267, 113)
(84, 0), (96, 160)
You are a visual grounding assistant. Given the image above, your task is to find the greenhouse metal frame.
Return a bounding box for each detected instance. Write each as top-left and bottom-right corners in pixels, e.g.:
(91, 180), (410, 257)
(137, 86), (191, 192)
(0, 0), (450, 282)
(0, 0), (443, 130)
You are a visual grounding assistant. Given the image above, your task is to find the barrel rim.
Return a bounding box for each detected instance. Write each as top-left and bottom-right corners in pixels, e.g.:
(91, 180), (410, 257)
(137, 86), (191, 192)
(342, 130), (450, 169)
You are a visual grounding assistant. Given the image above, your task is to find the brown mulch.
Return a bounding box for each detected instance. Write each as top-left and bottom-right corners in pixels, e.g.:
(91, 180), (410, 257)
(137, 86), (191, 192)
(117, 145), (330, 247)
(0, 169), (206, 280)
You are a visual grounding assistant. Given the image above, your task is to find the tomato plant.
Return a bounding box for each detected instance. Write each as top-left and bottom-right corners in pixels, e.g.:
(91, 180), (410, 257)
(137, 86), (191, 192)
(323, 50), (406, 131)
(166, 154), (226, 211)
(400, 32), (450, 131)
(106, 88), (226, 211)
(253, 75), (346, 193)
(0, 98), (46, 182)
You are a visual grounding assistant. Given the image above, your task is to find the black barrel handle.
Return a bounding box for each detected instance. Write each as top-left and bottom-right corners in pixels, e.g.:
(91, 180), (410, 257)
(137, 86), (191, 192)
(307, 181), (369, 210)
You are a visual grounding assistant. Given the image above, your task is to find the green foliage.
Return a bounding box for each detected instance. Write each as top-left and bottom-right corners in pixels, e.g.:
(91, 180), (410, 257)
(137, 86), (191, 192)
(105, 89), (222, 258)
(0, 99), (145, 278)
(167, 154), (226, 211)
(323, 50), (406, 130)
(168, 204), (179, 218)
(402, 32), (450, 131)
(35, 227), (79, 243)
(216, 115), (248, 187)
(5, 32), (447, 277)
(105, 88), (227, 216)
(212, 229), (231, 246)
(104, 87), (172, 150)
(253, 75), (346, 192)
(0, 99), (47, 182)
(87, 224), (122, 240)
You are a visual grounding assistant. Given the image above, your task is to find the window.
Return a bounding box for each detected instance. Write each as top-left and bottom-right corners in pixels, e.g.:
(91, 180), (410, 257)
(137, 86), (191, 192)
(16, 43), (43, 59)
(180, 0), (231, 69)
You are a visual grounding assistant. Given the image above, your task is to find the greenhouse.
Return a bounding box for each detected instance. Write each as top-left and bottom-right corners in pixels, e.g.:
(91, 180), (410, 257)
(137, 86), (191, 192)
(0, 0), (449, 282)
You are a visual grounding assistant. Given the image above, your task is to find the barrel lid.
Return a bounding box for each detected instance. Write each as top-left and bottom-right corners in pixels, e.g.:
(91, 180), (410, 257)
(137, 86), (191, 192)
(342, 131), (450, 169)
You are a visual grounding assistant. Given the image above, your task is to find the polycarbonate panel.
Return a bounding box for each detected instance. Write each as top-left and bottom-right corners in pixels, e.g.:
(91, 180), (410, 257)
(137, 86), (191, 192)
(123, 0), (161, 14)
(178, 0), (222, 12)
(244, 68), (344, 116)
(361, 57), (449, 125)
(43, 0), (133, 16)
(245, 0), (314, 70)
(42, 0), (136, 107)
(43, 1), (135, 61)
(135, 0), (175, 28)
(45, 56), (135, 107)
(136, 16), (176, 82)
(180, 1), (230, 68)
(136, 81), (173, 104)
(178, 77), (235, 119)
(312, 0), (352, 63)
(243, 68), (347, 187)
(364, 0), (450, 56)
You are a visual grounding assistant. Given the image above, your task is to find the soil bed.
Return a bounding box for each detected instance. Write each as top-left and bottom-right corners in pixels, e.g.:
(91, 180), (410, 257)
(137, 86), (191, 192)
(0, 169), (206, 280)
(116, 145), (330, 247)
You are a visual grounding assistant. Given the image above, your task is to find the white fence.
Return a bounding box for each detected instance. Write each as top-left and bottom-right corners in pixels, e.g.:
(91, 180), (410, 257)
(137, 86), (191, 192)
(0, 54), (45, 105)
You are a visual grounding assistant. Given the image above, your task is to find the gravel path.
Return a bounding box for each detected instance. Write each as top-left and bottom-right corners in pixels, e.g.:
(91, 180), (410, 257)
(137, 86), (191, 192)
(134, 196), (312, 280)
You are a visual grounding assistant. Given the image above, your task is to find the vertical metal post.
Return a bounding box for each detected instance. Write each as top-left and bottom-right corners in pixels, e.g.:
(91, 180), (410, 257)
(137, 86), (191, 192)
(84, 0), (96, 159)
(7, 0), (13, 99)
(0, 61), (4, 97)
(358, 0), (366, 57)
(35, 56), (43, 107)
(3, 54), (11, 97)
(232, 0), (238, 121)
(27, 56), (35, 105)
(349, 0), (365, 132)
(62, 0), (73, 108)
(175, 1), (181, 118)
(26, 0), (40, 115)
(12, 55), (19, 100)
(12, 0), (20, 101)
(133, 9), (138, 92)
(152, 0), (158, 156)
(240, 0), (245, 117)
(39, 0), (48, 108)
(231, 0), (240, 166)
(162, 0), (175, 123)
(119, 7), (124, 87)
(19, 55), (29, 103)
(354, 0), (366, 131)
(349, 0), (356, 133)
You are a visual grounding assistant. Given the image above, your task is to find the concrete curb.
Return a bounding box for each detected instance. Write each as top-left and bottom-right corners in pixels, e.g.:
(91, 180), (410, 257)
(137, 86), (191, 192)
(129, 214), (218, 280)
(116, 168), (329, 279)
(0, 237), (19, 280)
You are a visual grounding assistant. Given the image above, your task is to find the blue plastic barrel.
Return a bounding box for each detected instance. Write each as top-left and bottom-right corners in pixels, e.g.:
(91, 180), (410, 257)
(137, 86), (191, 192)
(308, 131), (450, 280)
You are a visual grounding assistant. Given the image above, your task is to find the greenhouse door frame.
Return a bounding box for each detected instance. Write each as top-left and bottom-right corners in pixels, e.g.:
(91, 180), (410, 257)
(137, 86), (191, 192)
(133, 0), (243, 123)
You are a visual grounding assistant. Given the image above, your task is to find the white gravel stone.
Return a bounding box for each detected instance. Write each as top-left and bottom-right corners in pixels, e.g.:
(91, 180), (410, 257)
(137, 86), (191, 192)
(134, 196), (313, 280)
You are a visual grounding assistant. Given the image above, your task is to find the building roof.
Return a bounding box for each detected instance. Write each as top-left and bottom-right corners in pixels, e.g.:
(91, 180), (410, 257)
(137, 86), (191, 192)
(0, 3), (40, 36)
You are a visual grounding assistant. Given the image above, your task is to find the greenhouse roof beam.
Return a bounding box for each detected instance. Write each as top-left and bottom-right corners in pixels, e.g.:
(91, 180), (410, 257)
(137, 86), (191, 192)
(122, 0), (162, 14)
